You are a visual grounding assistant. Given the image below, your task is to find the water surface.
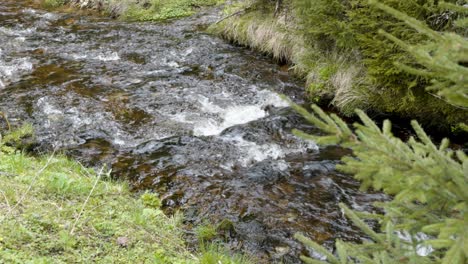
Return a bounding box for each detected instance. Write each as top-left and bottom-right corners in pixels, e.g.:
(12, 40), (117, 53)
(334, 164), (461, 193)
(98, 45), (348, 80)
(0, 1), (384, 262)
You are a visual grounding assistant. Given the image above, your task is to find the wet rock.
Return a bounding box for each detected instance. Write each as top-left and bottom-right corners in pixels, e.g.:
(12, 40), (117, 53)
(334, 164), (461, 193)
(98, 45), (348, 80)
(121, 52), (147, 64)
(273, 246), (291, 259)
(235, 220), (267, 245)
(302, 161), (337, 177)
(245, 160), (290, 183)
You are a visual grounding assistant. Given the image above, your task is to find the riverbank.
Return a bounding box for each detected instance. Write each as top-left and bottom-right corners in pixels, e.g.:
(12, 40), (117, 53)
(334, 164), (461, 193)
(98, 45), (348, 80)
(209, 0), (468, 129)
(0, 126), (250, 263)
(39, 0), (224, 20)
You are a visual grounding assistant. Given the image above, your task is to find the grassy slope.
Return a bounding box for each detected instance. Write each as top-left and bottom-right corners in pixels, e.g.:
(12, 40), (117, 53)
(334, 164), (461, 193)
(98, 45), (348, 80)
(0, 153), (190, 263)
(0, 127), (250, 264)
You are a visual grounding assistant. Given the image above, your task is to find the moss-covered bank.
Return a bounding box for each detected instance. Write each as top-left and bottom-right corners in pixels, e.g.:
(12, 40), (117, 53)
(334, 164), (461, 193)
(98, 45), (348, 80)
(209, 0), (468, 129)
(40, 0), (224, 21)
(0, 126), (250, 263)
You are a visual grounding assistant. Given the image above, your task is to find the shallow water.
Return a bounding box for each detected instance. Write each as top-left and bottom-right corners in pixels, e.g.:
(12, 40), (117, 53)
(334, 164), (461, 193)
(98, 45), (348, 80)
(0, 1), (385, 262)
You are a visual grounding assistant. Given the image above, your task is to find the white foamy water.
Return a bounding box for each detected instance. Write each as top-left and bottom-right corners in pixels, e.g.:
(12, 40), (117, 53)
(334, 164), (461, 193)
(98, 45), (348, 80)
(0, 57), (33, 88)
(0, 26), (36, 37)
(220, 134), (318, 168)
(66, 51), (120, 61)
(0, 24), (35, 88)
(223, 135), (286, 167)
(192, 91), (289, 136)
(97, 51), (120, 61)
(397, 231), (434, 257)
(193, 105), (268, 136)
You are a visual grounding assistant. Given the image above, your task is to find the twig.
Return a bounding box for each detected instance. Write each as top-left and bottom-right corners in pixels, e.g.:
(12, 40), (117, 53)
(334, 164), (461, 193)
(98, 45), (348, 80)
(215, 6), (252, 24)
(0, 171), (17, 177)
(70, 166), (104, 235)
(427, 92), (468, 110)
(274, 0), (282, 17)
(0, 190), (11, 211)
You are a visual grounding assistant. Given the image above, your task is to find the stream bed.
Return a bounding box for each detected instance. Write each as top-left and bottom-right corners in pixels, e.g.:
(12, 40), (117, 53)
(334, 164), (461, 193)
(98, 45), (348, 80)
(0, 1), (386, 262)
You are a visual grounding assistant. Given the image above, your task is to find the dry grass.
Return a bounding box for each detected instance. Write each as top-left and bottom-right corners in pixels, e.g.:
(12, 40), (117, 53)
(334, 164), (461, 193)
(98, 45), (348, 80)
(331, 66), (369, 113)
(211, 12), (303, 63)
(210, 8), (371, 114)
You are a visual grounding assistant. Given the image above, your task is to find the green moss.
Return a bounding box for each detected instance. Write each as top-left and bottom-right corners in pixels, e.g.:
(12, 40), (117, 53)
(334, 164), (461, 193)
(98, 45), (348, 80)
(41, 0), (67, 8)
(211, 0), (467, 127)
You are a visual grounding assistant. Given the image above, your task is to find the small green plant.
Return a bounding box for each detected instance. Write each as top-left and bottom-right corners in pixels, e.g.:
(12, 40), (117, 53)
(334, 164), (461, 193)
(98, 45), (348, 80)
(199, 243), (253, 264)
(0, 123), (33, 154)
(290, 102), (467, 263)
(196, 222), (218, 241)
(140, 191), (162, 209)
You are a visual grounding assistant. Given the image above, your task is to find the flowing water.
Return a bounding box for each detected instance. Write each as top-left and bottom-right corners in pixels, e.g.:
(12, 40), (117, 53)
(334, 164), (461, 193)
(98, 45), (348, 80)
(0, 1), (386, 262)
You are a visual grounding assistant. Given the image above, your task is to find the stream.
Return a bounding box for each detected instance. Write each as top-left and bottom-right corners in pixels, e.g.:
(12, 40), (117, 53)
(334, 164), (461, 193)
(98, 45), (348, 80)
(0, 1), (386, 262)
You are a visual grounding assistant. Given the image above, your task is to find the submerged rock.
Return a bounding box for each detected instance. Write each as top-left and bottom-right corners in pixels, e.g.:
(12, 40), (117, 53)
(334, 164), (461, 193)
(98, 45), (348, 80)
(245, 159), (290, 183)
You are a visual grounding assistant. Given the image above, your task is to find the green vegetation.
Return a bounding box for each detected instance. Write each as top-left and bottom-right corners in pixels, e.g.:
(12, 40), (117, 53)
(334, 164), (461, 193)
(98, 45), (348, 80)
(291, 102), (466, 263)
(195, 222), (218, 242)
(0, 126), (250, 263)
(41, 0), (224, 21)
(210, 0), (468, 127)
(289, 1), (467, 263)
(42, 0), (67, 8)
(198, 244), (252, 264)
(123, 0), (223, 21)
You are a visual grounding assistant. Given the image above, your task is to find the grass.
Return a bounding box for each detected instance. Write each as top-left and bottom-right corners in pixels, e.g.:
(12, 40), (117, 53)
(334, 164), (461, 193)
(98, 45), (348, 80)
(40, 0), (225, 21)
(199, 244), (253, 264)
(195, 222), (218, 242)
(0, 126), (251, 264)
(123, 0), (223, 21)
(0, 153), (193, 263)
(209, 10), (301, 62)
(41, 0), (67, 8)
